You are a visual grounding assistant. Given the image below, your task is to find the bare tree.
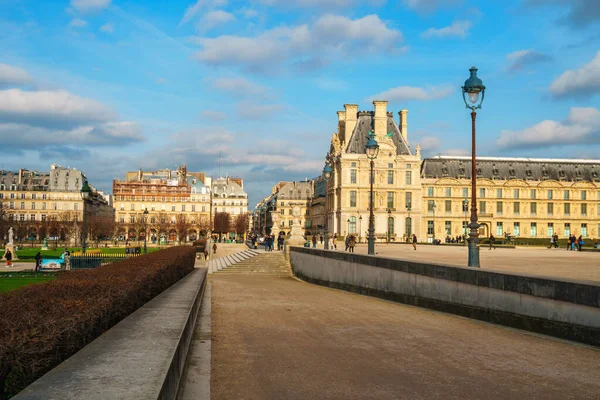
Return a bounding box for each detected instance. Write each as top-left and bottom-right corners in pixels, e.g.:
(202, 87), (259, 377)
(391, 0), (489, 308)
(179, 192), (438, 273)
(0, 203), (8, 244)
(197, 213), (211, 238)
(213, 212), (230, 240)
(154, 212), (170, 244)
(234, 213), (250, 238)
(59, 211), (79, 245)
(175, 214), (191, 244)
(47, 216), (62, 248)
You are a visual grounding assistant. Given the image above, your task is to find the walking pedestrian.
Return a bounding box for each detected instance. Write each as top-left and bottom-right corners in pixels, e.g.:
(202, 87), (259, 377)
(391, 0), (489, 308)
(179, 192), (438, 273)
(345, 235), (350, 251)
(412, 234), (417, 250)
(328, 235), (334, 250)
(553, 233), (559, 248)
(35, 251), (42, 272)
(348, 235), (356, 253)
(5, 249), (12, 268)
(578, 235), (584, 251)
(333, 234), (338, 250)
(213, 242), (217, 255)
(204, 248), (209, 260)
(312, 234), (317, 249)
(489, 234), (496, 250)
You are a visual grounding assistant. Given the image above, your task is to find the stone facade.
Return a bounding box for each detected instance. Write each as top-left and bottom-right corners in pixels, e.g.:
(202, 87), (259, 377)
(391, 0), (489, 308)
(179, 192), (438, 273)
(0, 165), (113, 243)
(421, 156), (600, 241)
(113, 165), (212, 243)
(326, 101), (422, 242)
(311, 102), (600, 242)
(211, 176), (249, 239)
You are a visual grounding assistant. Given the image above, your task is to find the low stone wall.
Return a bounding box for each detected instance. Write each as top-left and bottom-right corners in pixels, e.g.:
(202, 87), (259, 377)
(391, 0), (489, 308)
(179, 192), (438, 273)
(290, 247), (600, 346)
(14, 268), (208, 400)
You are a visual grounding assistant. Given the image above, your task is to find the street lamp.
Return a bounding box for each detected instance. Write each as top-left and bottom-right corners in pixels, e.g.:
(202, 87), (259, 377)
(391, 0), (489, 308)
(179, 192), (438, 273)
(322, 162), (333, 250)
(462, 198), (469, 246)
(462, 66), (486, 267)
(143, 208), (149, 255)
(365, 133), (379, 255)
(346, 218), (350, 236)
(80, 180), (92, 254)
(358, 215), (362, 243)
(386, 208), (392, 244)
(406, 205), (412, 240)
(432, 202), (437, 243)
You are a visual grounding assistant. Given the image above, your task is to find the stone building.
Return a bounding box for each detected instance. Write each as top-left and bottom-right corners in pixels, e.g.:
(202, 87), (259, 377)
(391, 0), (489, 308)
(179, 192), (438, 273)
(113, 165), (211, 244)
(211, 176), (249, 240)
(0, 164), (113, 243)
(325, 101), (423, 242)
(252, 180), (315, 237)
(421, 156), (600, 241)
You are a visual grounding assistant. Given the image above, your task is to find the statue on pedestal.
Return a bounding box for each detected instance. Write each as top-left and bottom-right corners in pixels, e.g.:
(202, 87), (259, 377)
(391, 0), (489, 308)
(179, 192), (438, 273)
(41, 237), (49, 250)
(287, 206), (305, 247)
(3, 227), (18, 261)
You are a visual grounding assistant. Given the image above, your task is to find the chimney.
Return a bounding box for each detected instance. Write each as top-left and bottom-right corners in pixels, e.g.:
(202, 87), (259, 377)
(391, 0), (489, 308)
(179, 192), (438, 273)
(343, 104), (358, 141)
(399, 109), (408, 142)
(373, 100), (388, 139)
(337, 110), (346, 142)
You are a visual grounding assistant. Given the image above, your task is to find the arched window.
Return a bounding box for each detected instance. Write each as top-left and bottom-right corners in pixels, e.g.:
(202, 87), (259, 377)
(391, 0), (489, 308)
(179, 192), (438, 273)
(349, 216), (357, 234)
(388, 217), (394, 236)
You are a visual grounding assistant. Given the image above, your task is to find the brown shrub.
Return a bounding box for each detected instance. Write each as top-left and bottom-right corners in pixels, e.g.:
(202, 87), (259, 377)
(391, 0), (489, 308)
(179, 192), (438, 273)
(0, 246), (196, 399)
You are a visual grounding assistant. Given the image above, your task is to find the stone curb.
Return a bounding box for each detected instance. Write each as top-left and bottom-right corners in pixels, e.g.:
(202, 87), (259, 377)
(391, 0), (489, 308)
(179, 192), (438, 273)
(14, 268), (208, 400)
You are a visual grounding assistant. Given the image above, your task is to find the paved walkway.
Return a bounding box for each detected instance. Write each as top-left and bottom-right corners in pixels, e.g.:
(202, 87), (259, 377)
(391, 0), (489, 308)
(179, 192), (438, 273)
(210, 274), (600, 400)
(344, 244), (600, 283)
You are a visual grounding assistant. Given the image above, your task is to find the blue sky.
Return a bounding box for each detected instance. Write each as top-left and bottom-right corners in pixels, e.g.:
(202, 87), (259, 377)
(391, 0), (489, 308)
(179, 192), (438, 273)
(0, 0), (599, 206)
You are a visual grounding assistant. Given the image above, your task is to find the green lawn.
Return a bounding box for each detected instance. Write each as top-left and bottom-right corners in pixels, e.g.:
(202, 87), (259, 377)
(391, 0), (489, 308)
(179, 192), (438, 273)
(0, 273), (56, 293)
(0, 246), (164, 260)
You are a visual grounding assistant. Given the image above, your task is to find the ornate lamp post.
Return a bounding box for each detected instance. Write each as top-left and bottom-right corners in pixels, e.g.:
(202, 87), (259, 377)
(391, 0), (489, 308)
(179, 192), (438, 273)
(143, 208), (149, 255)
(432, 202), (437, 243)
(365, 134), (379, 255)
(346, 218), (350, 236)
(80, 180), (92, 254)
(386, 208), (391, 244)
(462, 199), (468, 246)
(323, 162), (333, 250)
(358, 215), (362, 243)
(406, 205), (412, 239)
(462, 66), (486, 267)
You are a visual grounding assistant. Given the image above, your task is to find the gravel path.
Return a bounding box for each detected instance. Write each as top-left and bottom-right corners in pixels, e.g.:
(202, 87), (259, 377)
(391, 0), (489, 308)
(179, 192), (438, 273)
(211, 275), (600, 400)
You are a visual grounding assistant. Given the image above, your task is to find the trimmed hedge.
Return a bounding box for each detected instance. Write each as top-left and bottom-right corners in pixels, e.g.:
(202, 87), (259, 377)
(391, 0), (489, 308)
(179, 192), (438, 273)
(0, 246), (196, 399)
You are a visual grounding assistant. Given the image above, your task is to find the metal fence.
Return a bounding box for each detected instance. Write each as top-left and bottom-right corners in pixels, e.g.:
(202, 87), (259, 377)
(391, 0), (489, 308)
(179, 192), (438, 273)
(70, 253), (142, 270)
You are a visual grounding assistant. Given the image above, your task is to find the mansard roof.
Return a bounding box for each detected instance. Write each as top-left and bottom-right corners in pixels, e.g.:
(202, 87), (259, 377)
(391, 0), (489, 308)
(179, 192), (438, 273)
(277, 180), (314, 200)
(345, 111), (411, 156)
(421, 156), (600, 182)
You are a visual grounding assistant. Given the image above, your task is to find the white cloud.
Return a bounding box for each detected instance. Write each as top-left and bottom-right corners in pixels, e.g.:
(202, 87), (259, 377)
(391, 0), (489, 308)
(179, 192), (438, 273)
(0, 64), (32, 86)
(0, 121), (143, 149)
(68, 18), (88, 28)
(549, 50), (600, 99)
(506, 49), (552, 72)
(421, 20), (471, 38)
(210, 77), (269, 96)
(197, 10), (235, 32)
(403, 0), (462, 13)
(200, 110), (227, 120)
(70, 0), (111, 13)
(0, 89), (116, 125)
(445, 148), (469, 156)
(236, 102), (285, 119)
(496, 107), (600, 149)
(193, 14), (403, 72)
(179, 0), (228, 26)
(156, 77), (168, 84)
(244, 9), (259, 18)
(100, 22), (114, 33)
(367, 85), (453, 102)
(419, 136), (442, 151)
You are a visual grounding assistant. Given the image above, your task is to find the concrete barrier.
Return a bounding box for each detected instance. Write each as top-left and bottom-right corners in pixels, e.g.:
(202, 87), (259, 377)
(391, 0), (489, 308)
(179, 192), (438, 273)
(290, 247), (600, 347)
(14, 268), (208, 400)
